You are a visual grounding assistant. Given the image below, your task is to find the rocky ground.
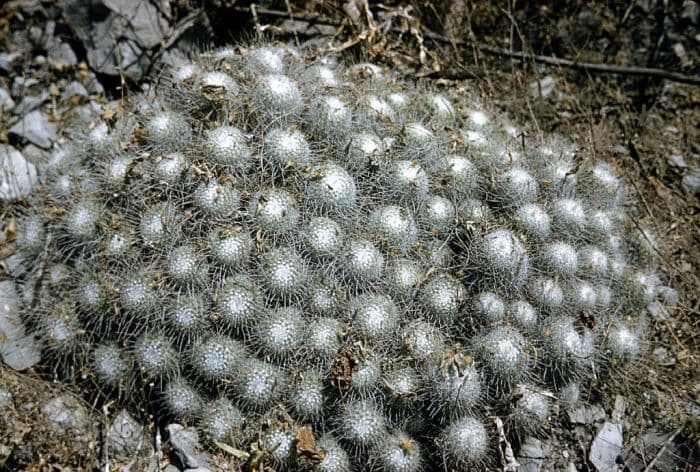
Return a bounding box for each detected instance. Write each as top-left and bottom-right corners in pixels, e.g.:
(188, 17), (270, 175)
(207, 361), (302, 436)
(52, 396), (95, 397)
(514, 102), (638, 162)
(0, 1), (698, 471)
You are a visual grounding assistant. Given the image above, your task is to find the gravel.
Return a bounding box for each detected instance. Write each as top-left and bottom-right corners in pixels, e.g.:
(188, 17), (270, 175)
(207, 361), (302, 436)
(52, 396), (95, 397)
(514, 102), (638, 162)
(589, 422), (623, 471)
(0, 144), (38, 200)
(167, 424), (212, 470)
(0, 280), (41, 371)
(8, 110), (57, 149)
(108, 409), (153, 458)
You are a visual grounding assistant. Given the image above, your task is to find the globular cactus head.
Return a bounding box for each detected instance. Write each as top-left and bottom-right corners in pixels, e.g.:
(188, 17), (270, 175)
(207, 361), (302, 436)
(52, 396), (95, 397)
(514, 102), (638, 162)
(11, 41), (665, 470)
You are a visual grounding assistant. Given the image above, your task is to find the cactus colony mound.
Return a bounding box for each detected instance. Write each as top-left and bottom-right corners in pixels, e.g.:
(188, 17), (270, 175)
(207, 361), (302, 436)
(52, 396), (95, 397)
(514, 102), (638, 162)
(12, 43), (660, 470)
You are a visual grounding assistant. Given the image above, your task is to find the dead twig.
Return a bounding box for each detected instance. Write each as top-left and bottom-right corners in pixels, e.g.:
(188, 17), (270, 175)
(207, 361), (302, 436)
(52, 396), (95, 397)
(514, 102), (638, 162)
(642, 426), (683, 472)
(236, 6), (700, 86)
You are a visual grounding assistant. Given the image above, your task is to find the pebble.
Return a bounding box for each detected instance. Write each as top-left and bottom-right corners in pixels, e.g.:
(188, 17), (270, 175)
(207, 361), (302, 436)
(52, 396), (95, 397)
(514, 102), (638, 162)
(40, 394), (96, 445)
(12, 90), (50, 116)
(61, 81), (90, 101)
(108, 409), (152, 457)
(653, 346), (676, 366)
(667, 153), (687, 168)
(529, 75), (558, 99)
(49, 42), (78, 66)
(0, 87), (15, 110)
(11, 76), (39, 97)
(8, 110), (57, 148)
(167, 424), (211, 470)
(0, 52), (21, 72)
(0, 388), (12, 410)
(517, 436), (546, 472)
(0, 280), (41, 371)
(567, 403), (606, 424)
(0, 144), (38, 200)
(681, 168), (700, 194)
(589, 422), (623, 471)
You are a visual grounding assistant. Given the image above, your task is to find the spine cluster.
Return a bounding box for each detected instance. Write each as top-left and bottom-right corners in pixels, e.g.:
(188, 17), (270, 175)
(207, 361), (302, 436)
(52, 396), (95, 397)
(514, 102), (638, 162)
(12, 42), (659, 471)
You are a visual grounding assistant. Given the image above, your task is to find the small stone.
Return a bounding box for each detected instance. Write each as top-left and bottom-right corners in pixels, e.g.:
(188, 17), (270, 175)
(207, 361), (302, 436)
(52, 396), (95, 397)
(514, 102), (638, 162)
(167, 424), (211, 469)
(682, 168), (700, 194)
(0, 52), (20, 72)
(71, 102), (103, 126)
(163, 466), (181, 472)
(612, 395), (627, 422)
(40, 394), (97, 445)
(8, 111), (57, 148)
(567, 403), (606, 424)
(682, 0), (700, 24)
(0, 280), (41, 370)
(61, 81), (89, 101)
(86, 71), (105, 95)
(108, 410), (152, 457)
(11, 76), (39, 97)
(0, 87), (15, 110)
(0, 388), (12, 410)
(12, 90), (50, 116)
(0, 144), (38, 200)
(103, 0), (171, 49)
(49, 42), (78, 66)
(667, 154), (687, 168)
(529, 75), (557, 99)
(517, 436), (545, 472)
(653, 347), (676, 366)
(589, 422), (623, 471)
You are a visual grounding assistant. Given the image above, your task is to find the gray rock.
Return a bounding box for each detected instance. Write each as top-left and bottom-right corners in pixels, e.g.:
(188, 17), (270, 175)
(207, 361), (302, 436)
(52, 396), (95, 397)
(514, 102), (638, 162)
(40, 394), (97, 445)
(0, 87), (15, 110)
(8, 111), (57, 148)
(567, 403), (606, 424)
(86, 71), (105, 95)
(1, 332), (41, 371)
(612, 395), (627, 422)
(0, 52), (21, 72)
(163, 466), (180, 472)
(589, 422), (623, 472)
(653, 346), (676, 366)
(682, 168), (700, 194)
(0, 388), (12, 410)
(667, 153), (687, 168)
(103, 0), (171, 49)
(61, 81), (89, 101)
(0, 144), (38, 200)
(620, 427), (681, 471)
(0, 279), (41, 371)
(12, 90), (50, 116)
(108, 409), (153, 457)
(517, 436), (546, 472)
(73, 101), (102, 123)
(167, 424), (211, 470)
(529, 75), (558, 99)
(2, 253), (27, 278)
(63, 0), (172, 81)
(11, 76), (39, 97)
(49, 42), (78, 66)
(0, 281), (22, 343)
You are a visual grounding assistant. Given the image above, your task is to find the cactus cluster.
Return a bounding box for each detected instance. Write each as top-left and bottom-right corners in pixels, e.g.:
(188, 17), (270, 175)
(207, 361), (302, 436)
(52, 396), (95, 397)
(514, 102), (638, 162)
(12, 43), (659, 470)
